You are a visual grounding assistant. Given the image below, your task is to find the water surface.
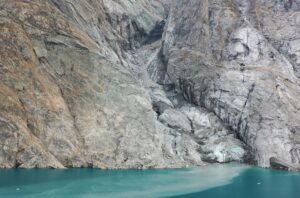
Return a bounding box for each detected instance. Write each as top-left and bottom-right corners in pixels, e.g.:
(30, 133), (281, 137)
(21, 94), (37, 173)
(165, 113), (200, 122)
(172, 166), (300, 198)
(0, 164), (299, 198)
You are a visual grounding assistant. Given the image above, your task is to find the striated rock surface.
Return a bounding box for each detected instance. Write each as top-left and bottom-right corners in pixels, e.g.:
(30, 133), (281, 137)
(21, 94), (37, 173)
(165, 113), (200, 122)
(0, 0), (169, 168)
(0, 0), (243, 169)
(1, 0), (299, 170)
(159, 0), (300, 170)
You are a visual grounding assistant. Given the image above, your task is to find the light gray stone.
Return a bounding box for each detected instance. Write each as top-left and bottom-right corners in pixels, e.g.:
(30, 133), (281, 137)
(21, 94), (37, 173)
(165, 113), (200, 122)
(159, 109), (192, 133)
(160, 0), (300, 170)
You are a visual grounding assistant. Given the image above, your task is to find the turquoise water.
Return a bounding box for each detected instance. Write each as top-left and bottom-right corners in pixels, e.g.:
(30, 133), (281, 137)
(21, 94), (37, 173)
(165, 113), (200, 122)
(0, 164), (299, 198)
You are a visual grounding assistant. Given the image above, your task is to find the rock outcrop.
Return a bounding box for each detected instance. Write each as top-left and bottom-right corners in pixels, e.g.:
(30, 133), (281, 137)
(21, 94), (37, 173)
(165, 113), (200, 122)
(159, 0), (300, 170)
(1, 0), (299, 170)
(0, 0), (168, 168)
(0, 0), (245, 169)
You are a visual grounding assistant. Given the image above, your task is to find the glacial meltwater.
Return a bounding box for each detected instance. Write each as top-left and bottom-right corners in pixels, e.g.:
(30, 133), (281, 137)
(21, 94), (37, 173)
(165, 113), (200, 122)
(0, 164), (299, 198)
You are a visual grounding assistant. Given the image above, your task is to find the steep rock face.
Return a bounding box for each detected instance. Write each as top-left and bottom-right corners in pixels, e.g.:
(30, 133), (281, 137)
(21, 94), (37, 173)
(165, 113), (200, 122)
(0, 0), (167, 168)
(0, 0), (252, 169)
(134, 40), (249, 166)
(161, 0), (300, 169)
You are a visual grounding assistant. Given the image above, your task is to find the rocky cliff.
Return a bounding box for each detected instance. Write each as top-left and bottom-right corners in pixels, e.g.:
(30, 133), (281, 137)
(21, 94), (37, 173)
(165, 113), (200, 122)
(159, 0), (300, 170)
(0, 0), (299, 170)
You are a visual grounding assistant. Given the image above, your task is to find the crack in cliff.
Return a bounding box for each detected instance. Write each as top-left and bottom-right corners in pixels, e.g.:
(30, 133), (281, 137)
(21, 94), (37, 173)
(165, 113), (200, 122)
(237, 83), (256, 143)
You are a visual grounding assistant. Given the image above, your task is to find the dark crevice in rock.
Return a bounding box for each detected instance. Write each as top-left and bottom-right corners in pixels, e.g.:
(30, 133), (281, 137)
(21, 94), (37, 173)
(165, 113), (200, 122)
(179, 78), (196, 104)
(152, 103), (162, 117)
(131, 20), (147, 46)
(163, 83), (176, 92)
(14, 161), (22, 168)
(144, 20), (166, 45)
(284, 0), (293, 11)
(186, 117), (195, 134)
(235, 83), (255, 142)
(147, 48), (170, 84)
